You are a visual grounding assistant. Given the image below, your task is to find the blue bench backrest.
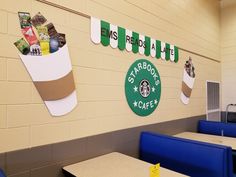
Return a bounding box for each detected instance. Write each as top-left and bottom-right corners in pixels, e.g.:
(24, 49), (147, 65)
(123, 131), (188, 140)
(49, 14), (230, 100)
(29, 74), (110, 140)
(198, 120), (236, 137)
(140, 132), (233, 177)
(0, 169), (6, 177)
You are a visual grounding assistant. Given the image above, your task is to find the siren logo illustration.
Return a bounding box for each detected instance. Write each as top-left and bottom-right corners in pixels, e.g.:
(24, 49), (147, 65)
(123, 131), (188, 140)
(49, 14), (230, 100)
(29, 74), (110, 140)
(125, 59), (161, 116)
(139, 80), (150, 98)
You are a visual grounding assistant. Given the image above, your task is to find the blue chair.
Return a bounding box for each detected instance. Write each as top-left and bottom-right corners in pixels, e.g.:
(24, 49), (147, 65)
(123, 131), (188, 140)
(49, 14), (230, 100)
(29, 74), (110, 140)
(198, 120), (236, 138)
(140, 131), (233, 177)
(0, 169), (6, 177)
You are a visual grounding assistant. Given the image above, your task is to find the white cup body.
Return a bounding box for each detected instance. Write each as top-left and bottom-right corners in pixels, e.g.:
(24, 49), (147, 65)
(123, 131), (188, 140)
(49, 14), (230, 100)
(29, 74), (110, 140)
(181, 69), (195, 105)
(20, 45), (77, 116)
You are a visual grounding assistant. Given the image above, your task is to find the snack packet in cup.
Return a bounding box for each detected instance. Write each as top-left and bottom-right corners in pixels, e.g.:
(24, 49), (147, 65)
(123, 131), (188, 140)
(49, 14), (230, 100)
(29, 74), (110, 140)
(37, 26), (50, 41)
(18, 12), (31, 29)
(30, 44), (41, 56)
(46, 23), (58, 38)
(21, 27), (38, 45)
(31, 12), (47, 27)
(50, 38), (59, 53)
(40, 41), (50, 55)
(57, 33), (66, 47)
(14, 38), (30, 55)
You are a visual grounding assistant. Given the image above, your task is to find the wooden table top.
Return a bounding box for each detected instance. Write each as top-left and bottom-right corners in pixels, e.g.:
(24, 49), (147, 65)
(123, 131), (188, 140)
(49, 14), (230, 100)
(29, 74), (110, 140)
(174, 132), (236, 150)
(63, 152), (189, 177)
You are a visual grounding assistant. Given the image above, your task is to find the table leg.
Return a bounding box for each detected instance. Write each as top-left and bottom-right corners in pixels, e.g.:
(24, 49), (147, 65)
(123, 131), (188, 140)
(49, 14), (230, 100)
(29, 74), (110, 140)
(232, 150), (236, 174)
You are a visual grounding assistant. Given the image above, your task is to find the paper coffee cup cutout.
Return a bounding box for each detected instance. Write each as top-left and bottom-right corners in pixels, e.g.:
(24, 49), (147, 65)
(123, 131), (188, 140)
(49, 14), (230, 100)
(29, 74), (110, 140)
(20, 44), (77, 116)
(15, 12), (77, 116)
(181, 57), (195, 104)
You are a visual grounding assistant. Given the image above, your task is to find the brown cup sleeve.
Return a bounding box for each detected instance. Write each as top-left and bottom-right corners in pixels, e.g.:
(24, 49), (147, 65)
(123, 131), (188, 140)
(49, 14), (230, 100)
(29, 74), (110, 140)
(33, 71), (75, 101)
(182, 81), (192, 98)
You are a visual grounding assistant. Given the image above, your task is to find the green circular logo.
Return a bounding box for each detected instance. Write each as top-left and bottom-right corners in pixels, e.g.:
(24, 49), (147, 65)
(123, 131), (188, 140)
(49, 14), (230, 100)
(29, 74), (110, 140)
(125, 59), (161, 116)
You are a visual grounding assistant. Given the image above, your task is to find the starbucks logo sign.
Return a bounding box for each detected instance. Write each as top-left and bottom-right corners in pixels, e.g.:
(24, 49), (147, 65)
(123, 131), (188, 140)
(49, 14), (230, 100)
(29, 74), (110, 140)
(125, 59), (161, 116)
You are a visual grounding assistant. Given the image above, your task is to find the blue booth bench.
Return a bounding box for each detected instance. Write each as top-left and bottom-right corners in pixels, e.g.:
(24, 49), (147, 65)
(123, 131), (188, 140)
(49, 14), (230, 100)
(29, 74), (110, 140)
(0, 169), (6, 177)
(198, 120), (236, 138)
(140, 131), (233, 177)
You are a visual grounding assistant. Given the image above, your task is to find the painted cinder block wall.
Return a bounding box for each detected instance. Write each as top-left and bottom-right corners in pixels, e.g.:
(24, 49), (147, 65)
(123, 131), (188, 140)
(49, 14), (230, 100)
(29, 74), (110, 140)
(221, 1), (236, 112)
(0, 0), (220, 153)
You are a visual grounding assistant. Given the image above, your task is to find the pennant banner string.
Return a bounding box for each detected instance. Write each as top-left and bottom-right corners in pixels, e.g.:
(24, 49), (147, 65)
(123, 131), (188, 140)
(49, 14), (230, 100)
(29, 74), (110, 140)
(36, 0), (220, 63)
(91, 17), (179, 63)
